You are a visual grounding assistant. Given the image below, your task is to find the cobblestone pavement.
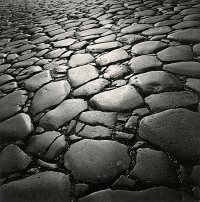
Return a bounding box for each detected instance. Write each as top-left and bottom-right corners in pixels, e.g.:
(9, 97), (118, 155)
(0, 0), (200, 201)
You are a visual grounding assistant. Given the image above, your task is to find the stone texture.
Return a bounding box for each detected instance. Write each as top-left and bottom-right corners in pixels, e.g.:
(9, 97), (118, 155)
(68, 65), (99, 87)
(139, 108), (200, 164)
(0, 74), (14, 86)
(90, 84), (144, 112)
(64, 139), (131, 184)
(0, 144), (32, 177)
(68, 53), (94, 67)
(129, 71), (183, 94)
(163, 62), (200, 78)
(39, 99), (88, 130)
(0, 171), (71, 202)
(129, 148), (178, 185)
(96, 49), (130, 66)
(186, 78), (200, 94)
(145, 91), (199, 112)
(52, 38), (76, 47)
(31, 80), (71, 115)
(121, 24), (152, 34)
(0, 113), (33, 143)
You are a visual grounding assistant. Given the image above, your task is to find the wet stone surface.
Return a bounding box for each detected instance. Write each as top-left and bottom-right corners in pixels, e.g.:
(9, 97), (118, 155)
(0, 0), (200, 201)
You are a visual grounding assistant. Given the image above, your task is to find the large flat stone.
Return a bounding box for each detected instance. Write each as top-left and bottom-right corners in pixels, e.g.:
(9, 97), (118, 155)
(64, 139), (131, 184)
(31, 80), (71, 115)
(121, 24), (152, 34)
(139, 108), (200, 164)
(0, 171), (70, 202)
(68, 53), (94, 67)
(90, 84), (144, 112)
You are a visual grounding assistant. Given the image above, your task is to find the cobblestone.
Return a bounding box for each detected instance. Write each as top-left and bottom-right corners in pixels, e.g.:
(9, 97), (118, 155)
(0, 0), (200, 201)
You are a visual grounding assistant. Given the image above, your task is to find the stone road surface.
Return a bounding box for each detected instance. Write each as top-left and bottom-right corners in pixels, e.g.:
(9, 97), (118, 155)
(0, 0), (200, 201)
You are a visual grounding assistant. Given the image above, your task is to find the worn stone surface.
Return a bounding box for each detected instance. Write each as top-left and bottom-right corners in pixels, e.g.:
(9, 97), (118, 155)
(68, 53), (94, 67)
(64, 139), (131, 184)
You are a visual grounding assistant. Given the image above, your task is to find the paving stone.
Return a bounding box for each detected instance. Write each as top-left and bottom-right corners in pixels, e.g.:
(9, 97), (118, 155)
(139, 108), (200, 164)
(96, 49), (130, 66)
(24, 70), (52, 91)
(183, 14), (200, 21)
(77, 125), (112, 139)
(0, 74), (14, 86)
(12, 57), (39, 68)
(64, 139), (131, 184)
(111, 176), (136, 190)
(68, 64), (99, 87)
(74, 184), (89, 198)
(103, 64), (130, 79)
(0, 82), (18, 93)
(68, 53), (94, 67)
(31, 80), (71, 115)
(190, 165), (200, 185)
(142, 26), (172, 36)
(45, 48), (66, 59)
(135, 9), (157, 17)
(77, 28), (108, 37)
(48, 28), (65, 37)
(115, 131), (135, 141)
(121, 24), (152, 34)
(129, 71), (183, 94)
(52, 38), (76, 48)
(132, 41), (167, 55)
(31, 35), (49, 44)
(11, 44), (36, 54)
(0, 64), (11, 73)
(154, 19), (181, 27)
(94, 34), (116, 43)
(0, 144), (32, 177)
(157, 45), (193, 62)
(90, 84), (144, 112)
(78, 187), (193, 202)
(79, 111), (117, 128)
(50, 31), (75, 41)
(145, 91), (199, 112)
(172, 21), (200, 29)
(167, 28), (200, 44)
(0, 90), (27, 122)
(180, 8), (200, 15)
(129, 55), (162, 73)
(69, 41), (89, 50)
(0, 113), (33, 143)
(73, 78), (110, 97)
(130, 148), (178, 185)
(26, 131), (67, 161)
(0, 171), (70, 202)
(39, 99), (88, 130)
(186, 78), (200, 94)
(139, 15), (170, 23)
(193, 43), (200, 55)
(163, 62), (200, 78)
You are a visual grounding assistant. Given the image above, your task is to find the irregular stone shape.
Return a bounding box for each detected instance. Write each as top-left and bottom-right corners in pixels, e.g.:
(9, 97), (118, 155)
(12, 58), (39, 68)
(74, 183), (89, 198)
(139, 108), (200, 164)
(157, 45), (193, 62)
(79, 111), (117, 128)
(184, 14), (200, 21)
(39, 99), (88, 130)
(118, 34), (145, 45)
(73, 78), (110, 97)
(94, 34), (116, 43)
(87, 41), (122, 53)
(31, 35), (49, 44)
(142, 26), (172, 36)
(163, 62), (200, 78)
(115, 132), (134, 141)
(0, 171), (70, 202)
(129, 55), (162, 73)
(193, 43), (200, 55)
(0, 113), (33, 143)
(52, 38), (76, 47)
(68, 65), (99, 87)
(145, 91), (199, 112)
(45, 48), (66, 59)
(131, 41), (167, 55)
(0, 82), (18, 93)
(103, 64), (129, 79)
(130, 148), (178, 185)
(172, 21), (200, 29)
(121, 24), (152, 34)
(140, 15), (170, 24)
(26, 131), (67, 161)
(11, 44), (36, 54)
(31, 80), (71, 115)
(78, 187), (193, 202)
(16, 66), (42, 80)
(64, 139), (130, 184)
(24, 70), (52, 91)
(77, 125), (112, 139)
(68, 53), (94, 67)
(0, 74), (14, 86)
(111, 175), (136, 190)
(90, 85), (144, 112)
(77, 28), (108, 37)
(167, 29), (200, 44)
(135, 9), (156, 17)
(186, 78), (200, 94)
(0, 144), (32, 177)
(190, 165), (200, 185)
(96, 49), (130, 66)
(69, 41), (88, 50)
(129, 71), (183, 94)
(0, 90), (27, 122)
